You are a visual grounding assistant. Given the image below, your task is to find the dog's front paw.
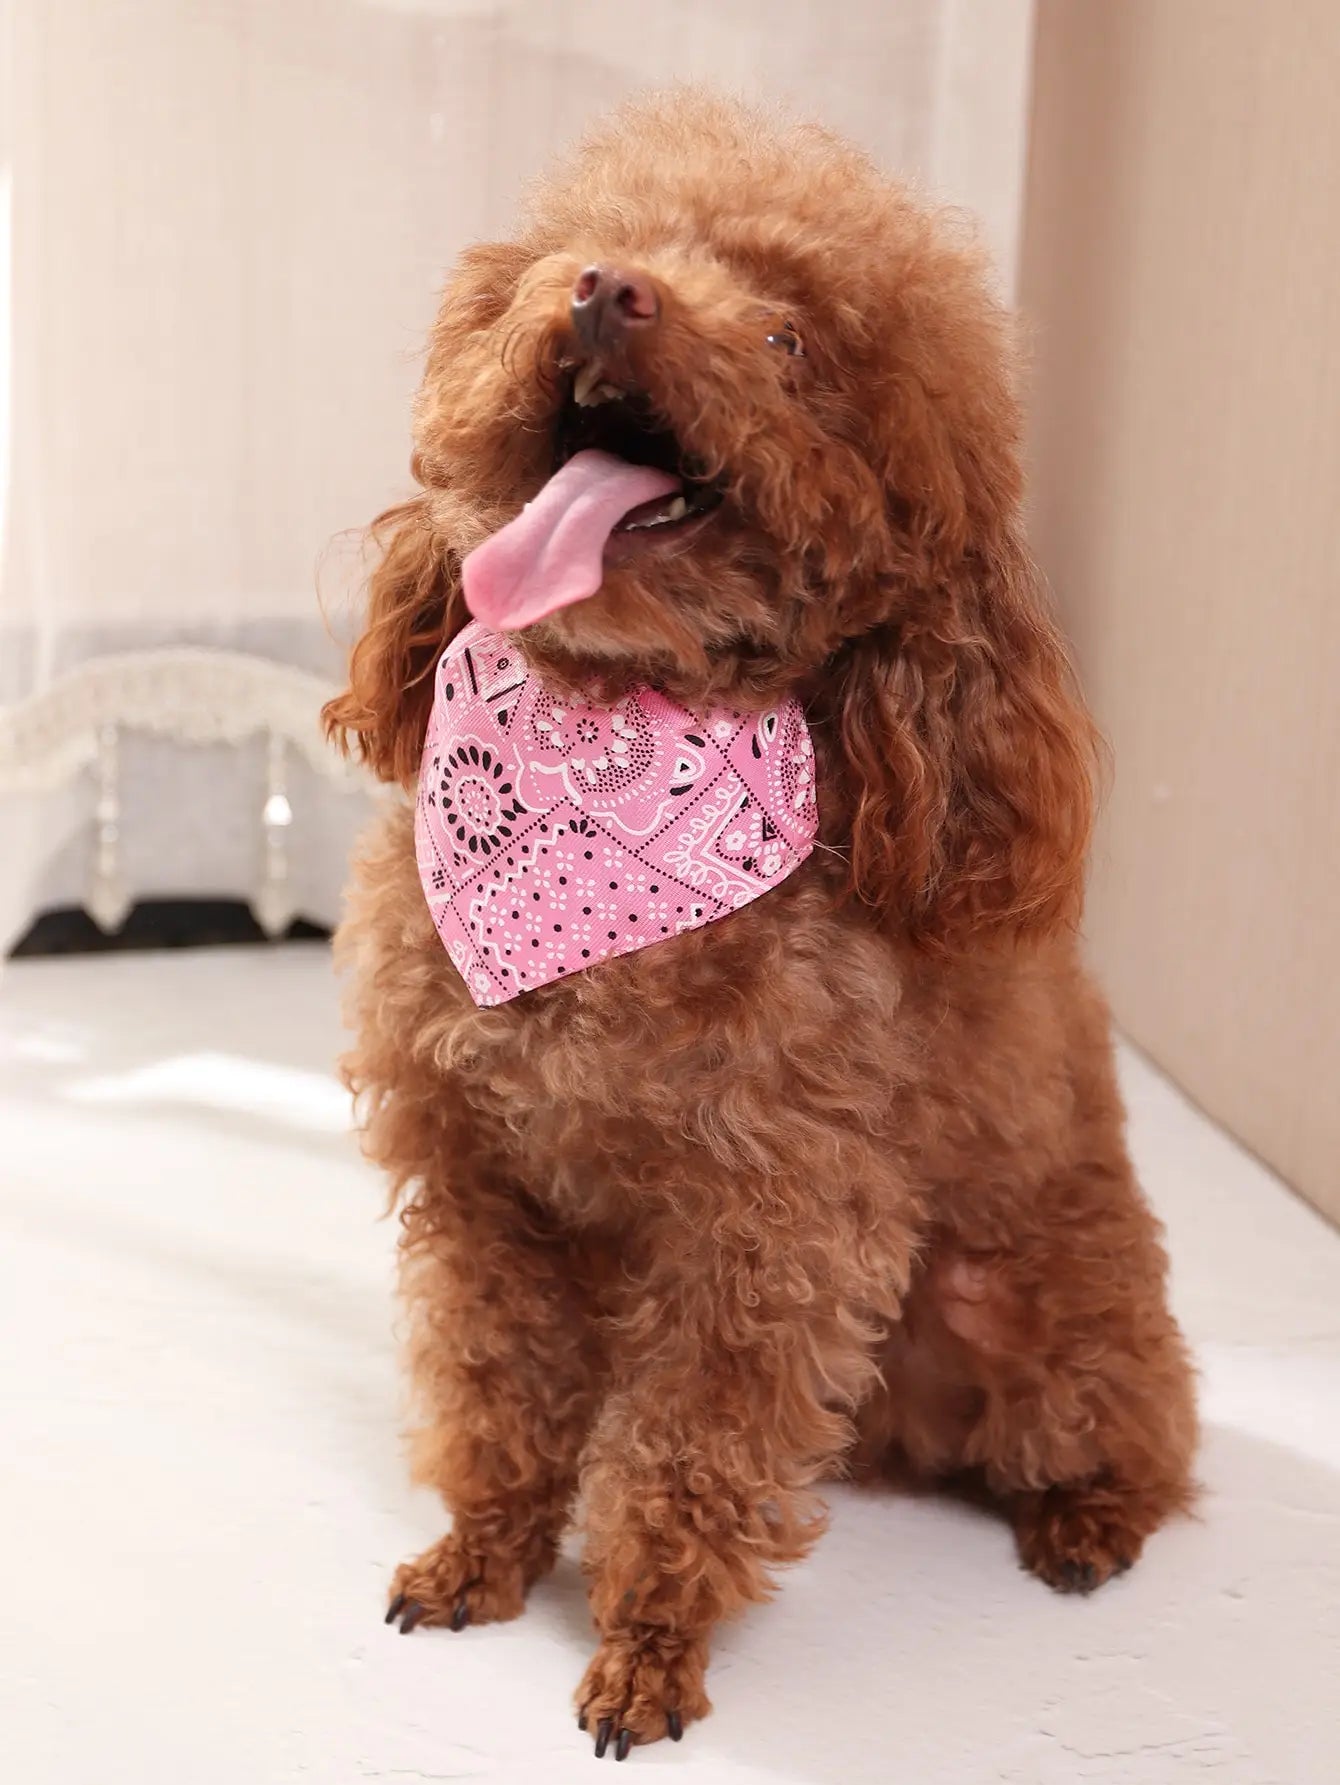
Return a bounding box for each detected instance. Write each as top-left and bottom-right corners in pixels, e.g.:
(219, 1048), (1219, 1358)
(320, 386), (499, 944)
(1013, 1481), (1144, 1594)
(385, 1531), (532, 1634)
(577, 1628), (711, 1757)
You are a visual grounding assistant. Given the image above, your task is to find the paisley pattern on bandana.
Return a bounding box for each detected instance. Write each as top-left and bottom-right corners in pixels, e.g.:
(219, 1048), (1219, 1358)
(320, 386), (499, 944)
(416, 623), (818, 1007)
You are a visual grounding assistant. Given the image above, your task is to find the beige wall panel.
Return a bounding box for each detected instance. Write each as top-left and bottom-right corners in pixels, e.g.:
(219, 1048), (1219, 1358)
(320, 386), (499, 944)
(1021, 0), (1340, 1219)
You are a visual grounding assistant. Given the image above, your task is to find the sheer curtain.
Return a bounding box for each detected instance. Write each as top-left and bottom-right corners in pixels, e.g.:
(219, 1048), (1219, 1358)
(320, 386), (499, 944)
(0, 0), (1034, 953)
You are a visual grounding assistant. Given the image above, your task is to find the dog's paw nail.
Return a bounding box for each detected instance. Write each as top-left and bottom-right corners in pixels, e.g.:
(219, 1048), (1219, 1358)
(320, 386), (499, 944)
(594, 1718), (613, 1759)
(578, 1709), (589, 1732)
(450, 1599), (470, 1632)
(385, 1593), (407, 1625)
(667, 1710), (683, 1742)
(399, 1600), (426, 1634)
(1056, 1559), (1101, 1594)
(615, 1729), (632, 1761)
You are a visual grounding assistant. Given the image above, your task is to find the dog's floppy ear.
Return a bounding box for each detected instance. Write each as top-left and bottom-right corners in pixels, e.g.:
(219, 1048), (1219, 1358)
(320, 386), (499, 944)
(836, 531), (1097, 953)
(323, 494), (466, 787)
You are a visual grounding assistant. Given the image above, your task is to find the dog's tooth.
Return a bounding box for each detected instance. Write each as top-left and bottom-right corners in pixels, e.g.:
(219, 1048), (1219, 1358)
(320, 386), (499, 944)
(667, 497), (688, 521)
(573, 361), (603, 406)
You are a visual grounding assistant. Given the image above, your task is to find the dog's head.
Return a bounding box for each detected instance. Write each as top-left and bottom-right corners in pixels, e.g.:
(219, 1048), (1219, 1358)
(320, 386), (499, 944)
(328, 92), (1095, 951)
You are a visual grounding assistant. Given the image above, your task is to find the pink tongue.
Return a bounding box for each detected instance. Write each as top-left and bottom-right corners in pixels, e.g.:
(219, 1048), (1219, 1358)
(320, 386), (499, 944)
(462, 449), (680, 631)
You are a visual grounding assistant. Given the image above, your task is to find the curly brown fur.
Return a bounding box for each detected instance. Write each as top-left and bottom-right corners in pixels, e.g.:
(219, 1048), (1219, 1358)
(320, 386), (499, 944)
(326, 91), (1197, 1750)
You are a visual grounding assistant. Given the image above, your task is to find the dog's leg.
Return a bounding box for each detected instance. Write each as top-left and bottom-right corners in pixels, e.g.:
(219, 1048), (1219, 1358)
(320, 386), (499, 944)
(385, 1175), (604, 1635)
(928, 1165), (1198, 1593)
(573, 1168), (911, 1753)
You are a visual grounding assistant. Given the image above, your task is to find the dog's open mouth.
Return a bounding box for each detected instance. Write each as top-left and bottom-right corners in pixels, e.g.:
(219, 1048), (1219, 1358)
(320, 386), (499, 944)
(554, 363), (724, 535)
(458, 362), (724, 633)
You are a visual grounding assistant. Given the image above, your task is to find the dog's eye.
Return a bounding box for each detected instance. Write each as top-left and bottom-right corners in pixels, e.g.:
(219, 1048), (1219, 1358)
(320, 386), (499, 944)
(766, 320), (805, 359)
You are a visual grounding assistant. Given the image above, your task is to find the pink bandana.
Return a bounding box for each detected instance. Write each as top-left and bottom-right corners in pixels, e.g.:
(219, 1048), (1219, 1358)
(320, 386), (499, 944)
(415, 622), (818, 1006)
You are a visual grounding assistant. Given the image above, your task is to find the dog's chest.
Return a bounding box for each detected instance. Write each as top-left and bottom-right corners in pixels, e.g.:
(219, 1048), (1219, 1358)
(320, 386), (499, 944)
(450, 989), (694, 1225)
(438, 885), (913, 1235)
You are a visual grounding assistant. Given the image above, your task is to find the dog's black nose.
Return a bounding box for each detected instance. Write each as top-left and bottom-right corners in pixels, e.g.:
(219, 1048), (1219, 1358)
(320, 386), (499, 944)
(571, 263), (659, 354)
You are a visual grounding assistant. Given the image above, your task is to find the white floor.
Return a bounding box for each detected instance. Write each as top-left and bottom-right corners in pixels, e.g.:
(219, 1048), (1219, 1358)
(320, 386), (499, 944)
(1, 948), (1337, 1785)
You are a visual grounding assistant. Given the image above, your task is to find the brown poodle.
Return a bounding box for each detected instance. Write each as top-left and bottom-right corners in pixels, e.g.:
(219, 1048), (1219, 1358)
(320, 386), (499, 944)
(325, 91), (1197, 1756)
